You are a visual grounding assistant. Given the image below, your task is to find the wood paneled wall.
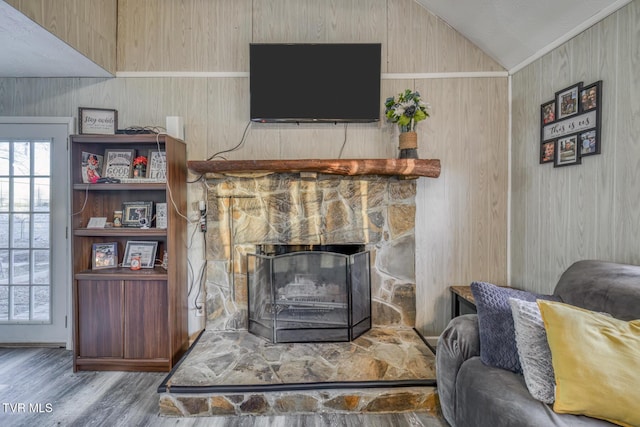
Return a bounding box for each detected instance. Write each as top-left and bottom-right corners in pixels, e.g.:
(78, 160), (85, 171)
(510, 0), (640, 295)
(0, 0), (509, 335)
(6, 0), (117, 74)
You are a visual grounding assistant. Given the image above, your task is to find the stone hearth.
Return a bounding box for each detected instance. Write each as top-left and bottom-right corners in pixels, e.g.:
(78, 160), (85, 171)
(159, 327), (437, 417)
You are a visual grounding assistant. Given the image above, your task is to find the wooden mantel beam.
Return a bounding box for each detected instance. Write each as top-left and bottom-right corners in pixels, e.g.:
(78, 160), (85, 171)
(187, 159), (441, 178)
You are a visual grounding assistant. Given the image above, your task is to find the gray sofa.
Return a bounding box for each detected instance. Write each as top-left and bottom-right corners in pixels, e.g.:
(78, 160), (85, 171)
(436, 260), (640, 427)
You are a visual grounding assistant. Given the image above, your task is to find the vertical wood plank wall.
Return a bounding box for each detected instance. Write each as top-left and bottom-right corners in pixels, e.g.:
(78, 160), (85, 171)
(510, 1), (640, 295)
(5, 0), (117, 74)
(0, 0), (509, 336)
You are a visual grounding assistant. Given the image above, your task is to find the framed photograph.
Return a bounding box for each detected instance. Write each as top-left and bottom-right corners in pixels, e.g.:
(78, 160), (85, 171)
(78, 107), (118, 135)
(147, 150), (167, 181)
(540, 141), (555, 164)
(555, 135), (581, 167)
(92, 242), (118, 270)
(122, 201), (153, 228)
(541, 100), (556, 125)
(81, 152), (103, 183)
(155, 202), (167, 229)
(103, 149), (135, 179)
(122, 241), (158, 269)
(580, 81), (601, 112)
(579, 129), (599, 156)
(555, 83), (582, 120)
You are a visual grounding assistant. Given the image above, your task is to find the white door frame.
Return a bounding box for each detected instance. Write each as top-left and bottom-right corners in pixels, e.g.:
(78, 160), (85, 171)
(0, 116), (74, 349)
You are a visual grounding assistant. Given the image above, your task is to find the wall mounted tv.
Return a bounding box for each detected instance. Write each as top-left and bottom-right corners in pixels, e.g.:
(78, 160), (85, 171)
(250, 43), (381, 123)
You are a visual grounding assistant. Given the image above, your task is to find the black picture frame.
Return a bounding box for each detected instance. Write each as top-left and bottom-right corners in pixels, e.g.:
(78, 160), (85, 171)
(580, 81), (601, 112)
(555, 83), (582, 120)
(541, 100), (556, 125)
(78, 107), (118, 135)
(121, 201), (154, 228)
(555, 134), (581, 167)
(540, 140), (555, 164)
(92, 242), (118, 270)
(122, 241), (158, 269)
(579, 129), (599, 157)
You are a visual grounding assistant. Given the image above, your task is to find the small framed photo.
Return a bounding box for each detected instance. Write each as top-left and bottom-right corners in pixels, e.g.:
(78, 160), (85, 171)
(122, 201), (153, 228)
(103, 149), (135, 179)
(92, 242), (118, 270)
(81, 152), (103, 183)
(579, 129), (599, 156)
(555, 83), (582, 120)
(540, 140), (555, 164)
(541, 100), (556, 124)
(122, 241), (158, 269)
(78, 107), (118, 135)
(147, 150), (167, 181)
(555, 135), (581, 167)
(580, 81), (601, 112)
(155, 202), (167, 229)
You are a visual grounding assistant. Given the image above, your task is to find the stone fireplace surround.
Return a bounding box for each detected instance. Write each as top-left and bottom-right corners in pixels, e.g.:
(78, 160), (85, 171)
(204, 173), (419, 330)
(158, 172), (437, 417)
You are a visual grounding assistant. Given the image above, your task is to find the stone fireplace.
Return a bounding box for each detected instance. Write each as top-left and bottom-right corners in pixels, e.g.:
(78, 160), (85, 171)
(158, 173), (437, 418)
(204, 173), (417, 332)
(247, 244), (371, 343)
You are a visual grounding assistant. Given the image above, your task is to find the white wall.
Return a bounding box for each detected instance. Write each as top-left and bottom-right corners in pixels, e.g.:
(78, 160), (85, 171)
(510, 0), (640, 294)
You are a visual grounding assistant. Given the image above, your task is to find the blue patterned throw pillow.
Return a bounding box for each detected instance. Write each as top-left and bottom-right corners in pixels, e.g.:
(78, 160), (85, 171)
(470, 281), (559, 373)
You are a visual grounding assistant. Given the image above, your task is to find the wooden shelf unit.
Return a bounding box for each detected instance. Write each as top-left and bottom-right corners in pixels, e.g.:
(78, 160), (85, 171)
(70, 134), (188, 372)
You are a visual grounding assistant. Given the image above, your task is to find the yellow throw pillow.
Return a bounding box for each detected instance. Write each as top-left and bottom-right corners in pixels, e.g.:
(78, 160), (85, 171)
(538, 300), (640, 427)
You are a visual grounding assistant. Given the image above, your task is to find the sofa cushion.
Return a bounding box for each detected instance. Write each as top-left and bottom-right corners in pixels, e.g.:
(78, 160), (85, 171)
(470, 281), (558, 373)
(539, 300), (640, 427)
(509, 298), (555, 404)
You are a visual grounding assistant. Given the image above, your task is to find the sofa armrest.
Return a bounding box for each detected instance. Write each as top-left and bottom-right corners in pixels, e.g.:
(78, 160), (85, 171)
(436, 314), (481, 426)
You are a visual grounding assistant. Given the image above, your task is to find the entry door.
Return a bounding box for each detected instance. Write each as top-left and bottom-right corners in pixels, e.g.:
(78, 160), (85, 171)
(0, 118), (71, 347)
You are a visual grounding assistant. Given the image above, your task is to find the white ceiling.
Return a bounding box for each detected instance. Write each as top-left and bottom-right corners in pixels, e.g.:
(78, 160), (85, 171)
(0, 0), (633, 77)
(415, 0), (631, 72)
(0, 1), (111, 78)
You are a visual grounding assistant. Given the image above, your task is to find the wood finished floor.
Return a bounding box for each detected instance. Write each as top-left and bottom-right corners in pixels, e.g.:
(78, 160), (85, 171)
(0, 347), (449, 427)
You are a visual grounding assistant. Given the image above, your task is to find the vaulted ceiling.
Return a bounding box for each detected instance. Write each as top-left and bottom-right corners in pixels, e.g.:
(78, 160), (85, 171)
(0, 0), (632, 77)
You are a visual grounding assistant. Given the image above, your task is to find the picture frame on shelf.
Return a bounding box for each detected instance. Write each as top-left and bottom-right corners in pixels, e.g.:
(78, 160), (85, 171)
(78, 107), (118, 135)
(92, 242), (118, 270)
(103, 149), (135, 179)
(155, 202), (167, 229)
(147, 150), (167, 181)
(81, 152), (103, 183)
(540, 141), (555, 164)
(122, 241), (158, 269)
(555, 83), (582, 120)
(555, 135), (581, 167)
(86, 217), (107, 228)
(121, 201), (153, 228)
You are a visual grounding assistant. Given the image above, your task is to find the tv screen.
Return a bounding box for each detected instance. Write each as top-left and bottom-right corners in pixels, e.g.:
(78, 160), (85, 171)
(250, 43), (381, 123)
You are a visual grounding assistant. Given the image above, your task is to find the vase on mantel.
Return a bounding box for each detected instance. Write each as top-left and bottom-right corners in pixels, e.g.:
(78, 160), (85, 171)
(398, 131), (419, 159)
(398, 131), (419, 180)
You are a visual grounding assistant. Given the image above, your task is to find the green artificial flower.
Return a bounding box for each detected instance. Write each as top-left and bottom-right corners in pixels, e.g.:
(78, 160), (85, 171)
(384, 89), (430, 132)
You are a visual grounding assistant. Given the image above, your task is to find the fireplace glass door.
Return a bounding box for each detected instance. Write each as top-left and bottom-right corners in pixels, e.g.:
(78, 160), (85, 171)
(247, 248), (371, 343)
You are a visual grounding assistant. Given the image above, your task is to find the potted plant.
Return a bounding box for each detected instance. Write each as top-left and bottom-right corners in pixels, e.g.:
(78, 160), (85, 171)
(384, 89), (430, 159)
(132, 155), (147, 177)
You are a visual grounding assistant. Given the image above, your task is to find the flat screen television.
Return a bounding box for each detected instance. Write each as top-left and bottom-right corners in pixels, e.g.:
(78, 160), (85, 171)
(250, 43), (381, 123)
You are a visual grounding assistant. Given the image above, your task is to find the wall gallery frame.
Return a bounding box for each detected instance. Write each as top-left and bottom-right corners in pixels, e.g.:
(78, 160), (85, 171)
(540, 80), (602, 166)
